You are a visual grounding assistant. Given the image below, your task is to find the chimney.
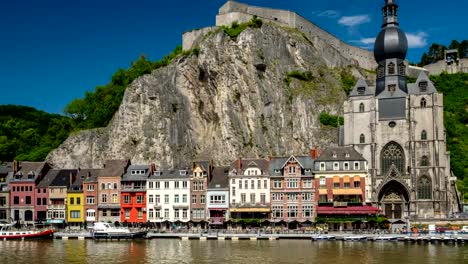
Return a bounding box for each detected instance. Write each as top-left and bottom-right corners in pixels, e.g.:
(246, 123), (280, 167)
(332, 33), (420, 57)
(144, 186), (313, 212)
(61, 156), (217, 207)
(237, 159), (241, 171)
(150, 163), (156, 175)
(309, 148), (322, 159)
(87, 171), (91, 178)
(13, 160), (19, 174)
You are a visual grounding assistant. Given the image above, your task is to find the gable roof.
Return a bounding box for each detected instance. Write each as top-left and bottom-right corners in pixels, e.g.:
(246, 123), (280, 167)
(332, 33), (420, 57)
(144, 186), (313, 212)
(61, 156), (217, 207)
(408, 71), (437, 95)
(100, 160), (130, 177)
(316, 146), (366, 161)
(208, 166), (230, 189)
(38, 169), (77, 188)
(149, 167), (191, 180)
(81, 169), (102, 183)
(12, 161), (49, 182)
(349, 78), (375, 97)
(269, 156), (314, 176)
(122, 165), (150, 182)
(229, 158), (269, 175)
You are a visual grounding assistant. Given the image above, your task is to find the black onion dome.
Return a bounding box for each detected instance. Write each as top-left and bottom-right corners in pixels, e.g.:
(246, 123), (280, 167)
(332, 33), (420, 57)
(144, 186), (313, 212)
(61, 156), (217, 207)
(373, 26), (408, 62)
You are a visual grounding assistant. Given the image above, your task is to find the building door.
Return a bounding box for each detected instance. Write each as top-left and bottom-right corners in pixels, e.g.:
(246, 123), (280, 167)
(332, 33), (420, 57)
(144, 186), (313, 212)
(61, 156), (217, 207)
(14, 210), (20, 221)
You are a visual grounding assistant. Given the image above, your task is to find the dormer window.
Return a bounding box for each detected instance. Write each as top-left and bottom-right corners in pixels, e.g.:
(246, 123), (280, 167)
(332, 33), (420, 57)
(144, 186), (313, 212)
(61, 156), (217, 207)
(388, 62), (395, 75)
(305, 168), (311, 173)
(357, 87), (365, 95)
(333, 162), (339, 171)
(419, 81), (428, 92)
(154, 171), (162, 176)
(399, 63), (406, 76)
(15, 172), (22, 179)
(320, 163), (325, 171)
(345, 153), (350, 158)
(274, 169), (281, 174)
(27, 172), (35, 179)
(179, 170), (187, 176)
(332, 153), (337, 158)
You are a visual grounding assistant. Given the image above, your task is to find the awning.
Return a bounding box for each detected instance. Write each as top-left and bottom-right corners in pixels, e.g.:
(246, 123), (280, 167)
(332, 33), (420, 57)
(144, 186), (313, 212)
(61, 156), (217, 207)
(46, 219), (65, 224)
(332, 189), (362, 195)
(318, 189), (328, 195)
(353, 176), (361, 181)
(317, 205), (380, 215)
(343, 176), (350, 182)
(230, 208), (270, 213)
(333, 176), (340, 183)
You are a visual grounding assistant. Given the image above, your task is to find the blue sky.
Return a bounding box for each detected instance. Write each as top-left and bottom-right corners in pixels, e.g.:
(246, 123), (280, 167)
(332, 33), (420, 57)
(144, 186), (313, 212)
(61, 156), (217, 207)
(0, 0), (466, 114)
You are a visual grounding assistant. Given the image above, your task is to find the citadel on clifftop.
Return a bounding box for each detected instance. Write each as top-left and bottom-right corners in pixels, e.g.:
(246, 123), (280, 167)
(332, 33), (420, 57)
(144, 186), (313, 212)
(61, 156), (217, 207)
(0, 0), (462, 229)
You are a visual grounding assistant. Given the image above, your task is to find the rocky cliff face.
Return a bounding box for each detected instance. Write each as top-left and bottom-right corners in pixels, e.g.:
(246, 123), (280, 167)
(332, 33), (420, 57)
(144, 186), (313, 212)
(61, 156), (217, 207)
(47, 23), (371, 169)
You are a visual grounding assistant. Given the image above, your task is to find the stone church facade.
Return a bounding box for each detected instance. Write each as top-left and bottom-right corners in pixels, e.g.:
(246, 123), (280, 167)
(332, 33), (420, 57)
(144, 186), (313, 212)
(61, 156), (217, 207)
(342, 0), (459, 220)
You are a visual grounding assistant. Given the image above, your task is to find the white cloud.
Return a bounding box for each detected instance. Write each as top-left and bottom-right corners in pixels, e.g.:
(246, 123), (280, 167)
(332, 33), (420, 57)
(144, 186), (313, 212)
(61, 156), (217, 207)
(317, 10), (340, 18)
(406, 32), (428, 48)
(338, 15), (371, 27)
(358, 38), (375, 45)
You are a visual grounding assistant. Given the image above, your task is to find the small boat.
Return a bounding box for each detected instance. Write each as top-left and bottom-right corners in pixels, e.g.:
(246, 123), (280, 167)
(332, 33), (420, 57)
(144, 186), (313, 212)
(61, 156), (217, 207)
(373, 236), (397, 241)
(313, 235), (336, 240)
(92, 222), (147, 240)
(343, 235), (367, 241)
(0, 224), (53, 240)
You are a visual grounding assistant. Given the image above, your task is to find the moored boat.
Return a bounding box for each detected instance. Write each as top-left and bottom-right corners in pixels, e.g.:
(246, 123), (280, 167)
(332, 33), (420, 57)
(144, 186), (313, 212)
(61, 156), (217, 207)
(92, 222), (147, 240)
(0, 225), (53, 240)
(343, 235), (367, 241)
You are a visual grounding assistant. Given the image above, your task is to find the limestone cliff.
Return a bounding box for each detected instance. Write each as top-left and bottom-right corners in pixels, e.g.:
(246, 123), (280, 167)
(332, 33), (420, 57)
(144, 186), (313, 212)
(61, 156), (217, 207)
(47, 23), (371, 169)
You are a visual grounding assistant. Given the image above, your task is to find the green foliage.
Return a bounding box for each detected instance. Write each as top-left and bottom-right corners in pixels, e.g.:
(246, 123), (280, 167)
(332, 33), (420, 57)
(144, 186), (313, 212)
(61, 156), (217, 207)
(340, 68), (357, 95)
(286, 70), (314, 82)
(319, 112), (344, 127)
(0, 105), (74, 161)
(65, 46), (185, 129)
(419, 40), (468, 65)
(221, 16), (263, 40)
(406, 76), (417, 84)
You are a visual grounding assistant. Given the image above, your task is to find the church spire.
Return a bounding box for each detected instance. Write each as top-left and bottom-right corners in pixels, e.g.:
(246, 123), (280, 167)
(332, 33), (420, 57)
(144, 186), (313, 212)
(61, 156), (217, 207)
(382, 0), (400, 28)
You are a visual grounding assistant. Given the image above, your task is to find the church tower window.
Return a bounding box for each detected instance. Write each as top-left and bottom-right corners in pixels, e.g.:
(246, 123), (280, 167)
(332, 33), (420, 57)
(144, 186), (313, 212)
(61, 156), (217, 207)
(417, 176), (432, 199)
(377, 66), (385, 78)
(388, 62), (395, 75)
(381, 142), (405, 175)
(357, 87), (365, 95)
(420, 98), (427, 107)
(359, 103), (365, 112)
(360, 134), (365, 144)
(419, 81), (428, 92)
(421, 156), (429, 166)
(398, 63), (406, 76)
(421, 130), (427, 140)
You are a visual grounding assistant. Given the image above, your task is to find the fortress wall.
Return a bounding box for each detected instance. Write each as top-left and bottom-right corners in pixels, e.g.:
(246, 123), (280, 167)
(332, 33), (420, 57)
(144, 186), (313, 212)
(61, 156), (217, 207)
(182, 26), (217, 51)
(215, 1), (376, 70)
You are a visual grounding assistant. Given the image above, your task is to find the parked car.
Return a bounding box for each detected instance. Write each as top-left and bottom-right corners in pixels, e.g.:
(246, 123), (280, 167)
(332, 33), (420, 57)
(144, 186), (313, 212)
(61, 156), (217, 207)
(460, 226), (468, 233)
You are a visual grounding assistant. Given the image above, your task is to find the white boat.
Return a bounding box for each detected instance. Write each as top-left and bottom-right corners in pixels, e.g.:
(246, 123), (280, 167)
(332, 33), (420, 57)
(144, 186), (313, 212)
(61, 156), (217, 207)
(92, 222), (147, 239)
(373, 236), (397, 241)
(313, 235), (336, 240)
(343, 235), (367, 241)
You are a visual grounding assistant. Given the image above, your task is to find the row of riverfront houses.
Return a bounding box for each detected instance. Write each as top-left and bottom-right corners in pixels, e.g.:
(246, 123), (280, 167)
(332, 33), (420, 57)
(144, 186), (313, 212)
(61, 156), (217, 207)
(0, 146), (380, 228)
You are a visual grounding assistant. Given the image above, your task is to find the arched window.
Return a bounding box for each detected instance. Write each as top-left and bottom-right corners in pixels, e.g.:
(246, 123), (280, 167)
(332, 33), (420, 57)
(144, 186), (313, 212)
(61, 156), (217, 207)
(417, 176), (432, 199)
(421, 156), (429, 166)
(388, 62), (395, 75)
(399, 63), (406, 76)
(420, 98), (427, 107)
(421, 130), (427, 140)
(381, 142), (405, 175)
(359, 103), (365, 112)
(360, 134), (365, 144)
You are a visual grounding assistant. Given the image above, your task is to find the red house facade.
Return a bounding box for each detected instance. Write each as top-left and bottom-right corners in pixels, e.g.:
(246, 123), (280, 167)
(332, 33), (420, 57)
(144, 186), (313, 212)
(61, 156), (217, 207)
(120, 165), (150, 223)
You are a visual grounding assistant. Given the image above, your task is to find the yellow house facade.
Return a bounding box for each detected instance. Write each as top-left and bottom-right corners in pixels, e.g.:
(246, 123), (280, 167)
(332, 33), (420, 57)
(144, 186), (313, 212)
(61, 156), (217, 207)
(67, 191), (84, 226)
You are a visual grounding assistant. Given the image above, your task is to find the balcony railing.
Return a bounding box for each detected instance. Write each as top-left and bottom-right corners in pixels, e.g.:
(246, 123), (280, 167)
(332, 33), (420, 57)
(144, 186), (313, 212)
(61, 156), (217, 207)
(333, 201), (348, 207)
(121, 186), (146, 192)
(47, 204), (66, 210)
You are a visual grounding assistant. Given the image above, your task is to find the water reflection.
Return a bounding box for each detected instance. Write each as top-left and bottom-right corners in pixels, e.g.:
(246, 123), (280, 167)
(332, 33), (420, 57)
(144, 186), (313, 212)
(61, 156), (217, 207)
(1, 240), (468, 264)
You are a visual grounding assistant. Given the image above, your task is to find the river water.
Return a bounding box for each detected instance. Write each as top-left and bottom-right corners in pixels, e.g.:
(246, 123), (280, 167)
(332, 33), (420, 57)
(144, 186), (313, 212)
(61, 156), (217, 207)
(1, 239), (468, 264)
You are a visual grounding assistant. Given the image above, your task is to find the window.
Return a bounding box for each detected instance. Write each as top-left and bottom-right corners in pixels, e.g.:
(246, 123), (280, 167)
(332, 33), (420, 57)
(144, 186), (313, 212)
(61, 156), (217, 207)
(359, 103), (365, 112)
(155, 195), (160, 204)
(264, 180), (267, 189)
(272, 205), (283, 218)
(354, 162), (360, 170)
(287, 205), (298, 218)
(148, 182), (153, 189)
(272, 193), (283, 201)
(303, 179), (312, 188)
(42, 197), (46, 205)
(36, 198), (41, 205)
(302, 192), (313, 201)
(320, 163), (325, 171)
(420, 98), (427, 107)
(244, 180), (248, 189)
(333, 182), (340, 189)
(148, 209), (154, 219)
(182, 209), (188, 219)
(344, 182), (350, 188)
(148, 195), (154, 204)
(191, 195), (196, 204)
(381, 142), (405, 175)
(101, 183), (105, 190)
(164, 182), (169, 189)
(210, 195), (226, 204)
(286, 193), (298, 201)
(24, 196), (31, 205)
(319, 195), (327, 203)
(101, 194), (107, 203)
(354, 181), (361, 188)
(164, 209), (169, 219)
(360, 134), (365, 144)
(286, 179), (298, 188)
(273, 180), (283, 189)
(112, 194), (118, 203)
(138, 209), (143, 219)
(241, 194), (246, 203)
(302, 205), (313, 218)
(251, 180), (255, 189)
(333, 162), (339, 171)
(417, 176), (432, 199)
(377, 66), (384, 78)
(77, 197), (81, 205)
(232, 186), (236, 196)
(250, 193), (255, 203)
(174, 209), (180, 219)
(123, 195), (131, 204)
(136, 195), (144, 204)
(200, 195), (205, 204)
(421, 156), (429, 166)
(86, 210), (95, 218)
(114, 183), (118, 190)
(319, 177), (326, 188)
(421, 130), (427, 140)
(174, 181), (179, 189)
(239, 180), (243, 189)
(419, 81), (428, 92)
(155, 182), (160, 189)
(174, 194), (179, 203)
(107, 183), (112, 190)
(164, 195), (169, 204)
(260, 193), (266, 204)
(71, 211), (80, 219)
(87, 185), (94, 191)
(388, 84), (396, 93)
(257, 179), (261, 189)
(289, 166), (296, 174)
(388, 62), (395, 74)
(182, 194), (187, 203)
(182, 181), (188, 188)
(344, 162), (349, 171)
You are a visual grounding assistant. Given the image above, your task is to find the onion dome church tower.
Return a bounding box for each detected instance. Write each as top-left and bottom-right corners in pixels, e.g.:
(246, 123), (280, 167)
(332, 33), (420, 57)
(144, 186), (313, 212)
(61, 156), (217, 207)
(342, 0), (459, 220)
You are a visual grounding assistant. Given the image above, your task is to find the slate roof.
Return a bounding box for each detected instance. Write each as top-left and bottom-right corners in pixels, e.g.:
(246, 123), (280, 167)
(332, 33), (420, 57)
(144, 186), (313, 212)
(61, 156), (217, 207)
(192, 161), (211, 172)
(0, 162), (13, 175)
(316, 146), (366, 161)
(208, 166), (230, 189)
(81, 169), (101, 183)
(269, 156), (314, 176)
(122, 165), (150, 182)
(149, 168), (191, 180)
(99, 160), (130, 177)
(349, 78), (375, 97)
(38, 169), (77, 188)
(229, 158), (269, 175)
(408, 71), (437, 95)
(12, 161), (49, 182)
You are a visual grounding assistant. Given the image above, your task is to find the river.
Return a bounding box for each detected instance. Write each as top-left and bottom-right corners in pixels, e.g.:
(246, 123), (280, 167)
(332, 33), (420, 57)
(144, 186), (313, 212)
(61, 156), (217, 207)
(1, 239), (467, 263)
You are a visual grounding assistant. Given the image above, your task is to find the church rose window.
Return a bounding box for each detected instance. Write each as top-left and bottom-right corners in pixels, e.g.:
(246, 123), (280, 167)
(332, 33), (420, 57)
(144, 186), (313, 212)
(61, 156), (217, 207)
(417, 176), (432, 199)
(381, 142), (405, 175)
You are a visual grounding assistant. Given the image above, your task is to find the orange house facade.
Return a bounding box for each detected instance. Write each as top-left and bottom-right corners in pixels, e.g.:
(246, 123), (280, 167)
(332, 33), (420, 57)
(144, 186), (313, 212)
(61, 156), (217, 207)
(121, 165), (150, 223)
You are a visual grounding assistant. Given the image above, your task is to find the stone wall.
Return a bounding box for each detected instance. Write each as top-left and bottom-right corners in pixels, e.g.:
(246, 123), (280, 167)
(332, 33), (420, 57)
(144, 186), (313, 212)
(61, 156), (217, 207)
(423, 58), (468, 75)
(182, 27), (217, 51)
